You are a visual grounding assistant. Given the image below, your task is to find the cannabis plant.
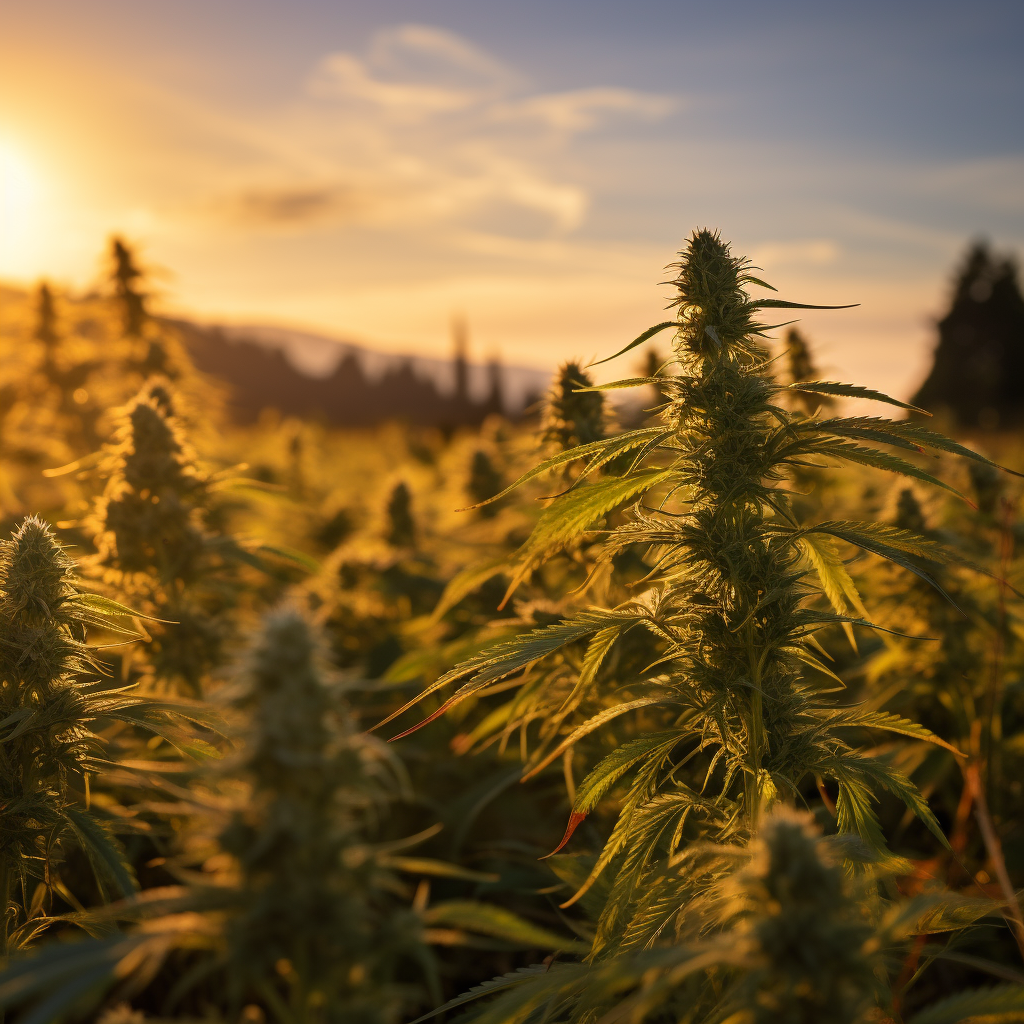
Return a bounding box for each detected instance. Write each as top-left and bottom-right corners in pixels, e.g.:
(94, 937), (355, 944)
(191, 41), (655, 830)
(381, 229), (1016, 1018)
(0, 606), (575, 1022)
(543, 361), (607, 454)
(81, 379), (277, 694)
(0, 516), (213, 954)
(421, 809), (1024, 1024)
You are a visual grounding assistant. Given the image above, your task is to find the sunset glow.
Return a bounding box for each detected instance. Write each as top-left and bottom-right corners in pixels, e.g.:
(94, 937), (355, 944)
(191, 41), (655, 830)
(1, 1), (1022, 394)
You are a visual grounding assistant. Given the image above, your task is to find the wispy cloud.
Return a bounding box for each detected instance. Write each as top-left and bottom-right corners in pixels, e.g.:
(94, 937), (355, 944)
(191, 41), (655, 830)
(217, 24), (676, 233)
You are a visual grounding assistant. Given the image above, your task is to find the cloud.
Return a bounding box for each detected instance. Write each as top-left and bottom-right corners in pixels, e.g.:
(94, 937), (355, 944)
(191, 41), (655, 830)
(256, 24), (675, 234)
(749, 239), (841, 267)
(499, 88), (677, 132)
(306, 23), (516, 117)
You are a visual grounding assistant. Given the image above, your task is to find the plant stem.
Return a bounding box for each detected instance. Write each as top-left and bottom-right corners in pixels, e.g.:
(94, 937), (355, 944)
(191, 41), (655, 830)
(965, 762), (1024, 964)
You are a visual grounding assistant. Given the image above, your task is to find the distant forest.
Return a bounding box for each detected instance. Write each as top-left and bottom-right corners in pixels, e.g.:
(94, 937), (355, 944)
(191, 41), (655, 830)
(175, 320), (529, 429)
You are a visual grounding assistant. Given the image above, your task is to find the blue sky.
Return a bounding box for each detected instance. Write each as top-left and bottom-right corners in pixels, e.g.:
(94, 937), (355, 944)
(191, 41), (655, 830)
(2, 0), (1022, 393)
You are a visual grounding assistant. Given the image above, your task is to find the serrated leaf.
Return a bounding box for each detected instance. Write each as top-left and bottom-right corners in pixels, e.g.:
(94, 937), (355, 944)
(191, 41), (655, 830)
(502, 469), (675, 603)
(63, 805), (136, 901)
(422, 901), (588, 953)
(785, 381), (929, 414)
(461, 427), (671, 510)
(406, 965), (554, 1024)
(573, 377), (670, 392)
(797, 533), (867, 650)
(811, 440), (966, 499)
(573, 732), (682, 815)
(752, 299), (857, 310)
(374, 610), (646, 738)
(521, 697), (664, 782)
(906, 985), (1024, 1024)
(837, 709), (964, 758)
(589, 321), (678, 367)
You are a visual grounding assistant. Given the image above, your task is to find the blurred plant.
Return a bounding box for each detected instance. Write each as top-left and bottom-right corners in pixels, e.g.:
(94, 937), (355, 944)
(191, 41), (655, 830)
(77, 379), (298, 694)
(467, 450), (503, 518)
(0, 606), (577, 1023)
(385, 482), (416, 550)
(542, 361), (607, 453)
(423, 809), (1023, 1024)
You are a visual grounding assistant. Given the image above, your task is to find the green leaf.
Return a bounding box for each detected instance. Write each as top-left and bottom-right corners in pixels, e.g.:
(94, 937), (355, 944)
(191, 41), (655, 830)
(751, 298), (857, 310)
(814, 417), (1019, 473)
(374, 610), (647, 738)
(521, 697), (665, 781)
(406, 965), (555, 1024)
(63, 805), (136, 901)
(809, 440), (966, 499)
(573, 732), (682, 814)
(808, 419), (932, 455)
(68, 593), (162, 622)
(785, 381), (929, 414)
(254, 542), (320, 573)
(906, 985), (1024, 1024)
(796, 533), (867, 650)
(502, 468), (675, 601)
(430, 558), (507, 621)
(423, 901), (589, 953)
(835, 709), (964, 758)
(461, 427), (671, 510)
(589, 321), (678, 367)
(383, 857), (499, 884)
(572, 377), (670, 392)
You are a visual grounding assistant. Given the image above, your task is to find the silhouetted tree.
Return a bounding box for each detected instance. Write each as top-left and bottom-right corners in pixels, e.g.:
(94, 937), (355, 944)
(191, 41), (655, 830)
(913, 241), (1024, 428)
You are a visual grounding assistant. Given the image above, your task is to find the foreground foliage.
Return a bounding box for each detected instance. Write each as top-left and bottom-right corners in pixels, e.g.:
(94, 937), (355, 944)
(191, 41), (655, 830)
(1, 233), (1024, 1021)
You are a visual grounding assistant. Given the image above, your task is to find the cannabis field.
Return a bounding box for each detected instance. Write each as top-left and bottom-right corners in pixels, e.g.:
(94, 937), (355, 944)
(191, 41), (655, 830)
(3, 230), (1024, 1023)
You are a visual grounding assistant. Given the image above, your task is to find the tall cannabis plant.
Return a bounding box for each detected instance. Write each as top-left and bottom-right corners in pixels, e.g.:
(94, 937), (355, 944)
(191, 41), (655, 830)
(83, 380), (269, 694)
(380, 229), (1015, 1016)
(0, 516), (213, 955)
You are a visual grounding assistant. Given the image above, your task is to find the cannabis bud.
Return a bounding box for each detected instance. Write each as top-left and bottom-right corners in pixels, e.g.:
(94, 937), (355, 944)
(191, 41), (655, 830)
(543, 361), (606, 451)
(0, 516), (87, 692)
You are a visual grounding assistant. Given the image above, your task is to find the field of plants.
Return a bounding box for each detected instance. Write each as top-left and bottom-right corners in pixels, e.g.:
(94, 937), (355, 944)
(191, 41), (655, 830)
(3, 229), (1024, 1023)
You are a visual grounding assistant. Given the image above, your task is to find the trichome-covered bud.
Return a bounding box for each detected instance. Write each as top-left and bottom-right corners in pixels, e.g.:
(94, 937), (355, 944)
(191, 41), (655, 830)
(543, 361), (606, 451)
(670, 228), (758, 354)
(137, 377), (177, 419)
(731, 810), (878, 1024)
(0, 516), (88, 691)
(96, 389), (206, 576)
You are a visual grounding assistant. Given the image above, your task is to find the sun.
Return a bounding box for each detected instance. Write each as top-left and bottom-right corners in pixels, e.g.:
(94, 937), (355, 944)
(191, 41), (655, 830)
(0, 138), (43, 279)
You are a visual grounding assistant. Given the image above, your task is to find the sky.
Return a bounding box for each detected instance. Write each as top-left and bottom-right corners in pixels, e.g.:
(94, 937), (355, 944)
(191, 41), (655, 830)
(1, 0), (1022, 395)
